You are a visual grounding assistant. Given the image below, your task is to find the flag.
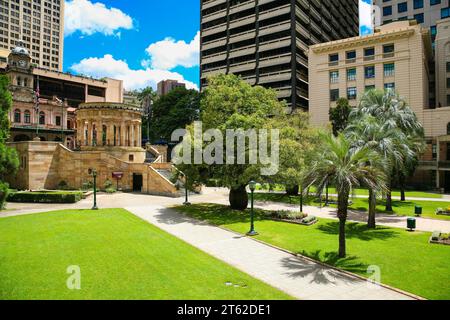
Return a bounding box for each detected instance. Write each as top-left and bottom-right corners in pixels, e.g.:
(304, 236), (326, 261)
(34, 76), (40, 113)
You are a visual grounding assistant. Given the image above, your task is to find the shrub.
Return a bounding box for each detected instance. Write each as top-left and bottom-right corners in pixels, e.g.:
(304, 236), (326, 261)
(57, 180), (69, 190)
(105, 187), (116, 194)
(104, 179), (113, 190)
(82, 181), (93, 191)
(271, 210), (307, 221)
(0, 182), (9, 210)
(7, 191), (83, 204)
(301, 216), (318, 224)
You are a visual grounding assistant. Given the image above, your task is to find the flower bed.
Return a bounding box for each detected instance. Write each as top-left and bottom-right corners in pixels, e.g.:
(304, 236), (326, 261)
(429, 231), (450, 246)
(435, 207), (450, 216)
(269, 210), (318, 225)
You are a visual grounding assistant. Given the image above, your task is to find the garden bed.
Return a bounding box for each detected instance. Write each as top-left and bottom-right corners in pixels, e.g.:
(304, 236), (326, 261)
(7, 191), (85, 204)
(429, 232), (450, 246)
(269, 211), (318, 226)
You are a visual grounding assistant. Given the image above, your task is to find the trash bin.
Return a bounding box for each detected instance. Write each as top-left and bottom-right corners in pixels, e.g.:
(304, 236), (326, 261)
(414, 206), (422, 216)
(407, 218), (416, 231)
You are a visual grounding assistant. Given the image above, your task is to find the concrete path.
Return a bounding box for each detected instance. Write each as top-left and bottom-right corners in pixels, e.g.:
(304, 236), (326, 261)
(128, 205), (414, 300)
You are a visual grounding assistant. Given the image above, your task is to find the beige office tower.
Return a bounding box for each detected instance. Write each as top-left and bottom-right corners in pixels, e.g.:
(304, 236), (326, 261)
(373, 0), (449, 42)
(200, 0), (359, 110)
(0, 0), (65, 71)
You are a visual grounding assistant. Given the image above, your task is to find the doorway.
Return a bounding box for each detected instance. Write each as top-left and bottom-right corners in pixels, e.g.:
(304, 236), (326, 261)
(445, 172), (450, 193)
(133, 174), (143, 192)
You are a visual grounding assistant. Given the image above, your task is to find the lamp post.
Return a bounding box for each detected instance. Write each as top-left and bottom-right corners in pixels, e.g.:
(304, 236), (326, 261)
(299, 184), (303, 213)
(88, 168), (98, 210)
(247, 180), (258, 236)
(183, 175), (191, 206)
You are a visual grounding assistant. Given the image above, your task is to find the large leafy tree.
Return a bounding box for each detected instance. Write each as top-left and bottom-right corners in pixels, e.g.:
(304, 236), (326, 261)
(306, 133), (386, 257)
(148, 87), (200, 143)
(329, 98), (351, 136)
(0, 75), (19, 209)
(350, 89), (425, 211)
(177, 74), (285, 210)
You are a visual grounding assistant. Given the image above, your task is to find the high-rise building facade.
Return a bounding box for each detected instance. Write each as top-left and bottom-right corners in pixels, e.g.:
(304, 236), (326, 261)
(373, 0), (449, 42)
(200, 0), (359, 110)
(0, 0), (65, 71)
(157, 79), (186, 96)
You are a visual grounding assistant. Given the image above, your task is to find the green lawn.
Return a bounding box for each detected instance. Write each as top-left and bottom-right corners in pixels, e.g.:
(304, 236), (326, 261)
(0, 209), (291, 300)
(253, 193), (450, 221)
(176, 204), (450, 300)
(256, 184), (443, 199)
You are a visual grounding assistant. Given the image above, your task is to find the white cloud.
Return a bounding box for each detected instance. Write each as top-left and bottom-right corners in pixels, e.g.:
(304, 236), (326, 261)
(144, 32), (200, 70)
(65, 0), (133, 37)
(359, 0), (373, 35)
(70, 54), (199, 91)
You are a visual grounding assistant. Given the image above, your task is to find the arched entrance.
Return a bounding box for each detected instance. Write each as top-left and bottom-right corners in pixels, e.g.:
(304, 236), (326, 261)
(13, 134), (31, 142)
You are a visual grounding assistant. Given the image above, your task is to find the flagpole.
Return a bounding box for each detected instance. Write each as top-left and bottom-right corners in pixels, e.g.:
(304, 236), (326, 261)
(35, 75), (40, 139)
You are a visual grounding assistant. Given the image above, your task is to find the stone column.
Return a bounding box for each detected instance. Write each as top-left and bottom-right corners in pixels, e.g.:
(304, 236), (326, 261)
(131, 124), (135, 147)
(121, 122), (126, 147)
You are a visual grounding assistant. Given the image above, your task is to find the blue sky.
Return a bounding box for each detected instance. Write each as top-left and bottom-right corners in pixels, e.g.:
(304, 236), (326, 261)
(64, 0), (372, 91)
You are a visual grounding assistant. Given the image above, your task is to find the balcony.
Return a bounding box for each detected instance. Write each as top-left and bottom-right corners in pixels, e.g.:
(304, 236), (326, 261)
(259, 36), (291, 52)
(259, 4), (290, 21)
(229, 60), (256, 74)
(202, 0), (227, 10)
(229, 0), (255, 14)
(258, 70), (291, 84)
(229, 30), (256, 44)
(259, 53), (291, 68)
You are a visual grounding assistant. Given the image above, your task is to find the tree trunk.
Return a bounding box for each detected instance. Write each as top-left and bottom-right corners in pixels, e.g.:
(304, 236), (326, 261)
(368, 188), (376, 229)
(229, 185), (248, 211)
(337, 188), (349, 258)
(286, 185), (299, 196)
(399, 173), (406, 201)
(385, 180), (393, 212)
(299, 185), (303, 213)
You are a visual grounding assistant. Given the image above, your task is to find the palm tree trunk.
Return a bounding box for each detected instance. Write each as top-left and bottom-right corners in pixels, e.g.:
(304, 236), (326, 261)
(368, 188), (376, 229)
(385, 178), (393, 212)
(399, 173), (406, 201)
(337, 188), (349, 258)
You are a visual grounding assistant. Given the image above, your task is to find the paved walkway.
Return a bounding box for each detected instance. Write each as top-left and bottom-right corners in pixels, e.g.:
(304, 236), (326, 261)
(128, 205), (414, 300)
(1, 191), (421, 300)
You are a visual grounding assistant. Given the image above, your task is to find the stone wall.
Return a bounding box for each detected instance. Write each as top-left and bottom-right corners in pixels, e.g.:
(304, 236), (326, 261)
(6, 141), (179, 197)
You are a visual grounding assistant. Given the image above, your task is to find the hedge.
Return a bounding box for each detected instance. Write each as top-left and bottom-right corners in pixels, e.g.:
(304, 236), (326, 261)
(7, 191), (84, 204)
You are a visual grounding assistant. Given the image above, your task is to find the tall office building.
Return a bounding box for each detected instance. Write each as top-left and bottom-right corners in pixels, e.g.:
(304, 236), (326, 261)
(373, 0), (450, 42)
(0, 0), (65, 71)
(157, 79), (186, 96)
(200, 0), (359, 110)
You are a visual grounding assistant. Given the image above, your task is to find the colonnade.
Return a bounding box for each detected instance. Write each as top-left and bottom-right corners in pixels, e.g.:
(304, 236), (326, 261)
(76, 119), (142, 148)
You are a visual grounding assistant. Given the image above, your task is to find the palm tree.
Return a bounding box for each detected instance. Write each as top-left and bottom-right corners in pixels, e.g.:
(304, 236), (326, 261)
(351, 89), (425, 212)
(345, 115), (406, 228)
(306, 133), (386, 257)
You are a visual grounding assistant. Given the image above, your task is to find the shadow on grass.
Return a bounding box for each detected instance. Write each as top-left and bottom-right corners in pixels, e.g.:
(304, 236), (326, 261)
(281, 250), (368, 285)
(317, 221), (399, 241)
(171, 203), (271, 226)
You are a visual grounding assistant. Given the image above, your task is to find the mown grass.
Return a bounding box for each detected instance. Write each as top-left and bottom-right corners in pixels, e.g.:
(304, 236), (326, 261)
(0, 209), (292, 300)
(176, 204), (450, 300)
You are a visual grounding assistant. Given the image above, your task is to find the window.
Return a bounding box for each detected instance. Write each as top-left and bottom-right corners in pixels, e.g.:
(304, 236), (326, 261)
(24, 110), (31, 124)
(365, 66), (375, 79)
(346, 50), (356, 63)
(432, 144), (437, 160)
(129, 155), (134, 162)
(414, 13), (424, 24)
(16, 77), (21, 86)
(364, 47), (375, 61)
(383, 44), (395, 57)
(413, 0), (423, 9)
(398, 2), (408, 13)
(365, 85), (376, 91)
(431, 0), (441, 5)
(39, 111), (45, 125)
(384, 63), (395, 77)
(330, 89), (339, 102)
(347, 68), (356, 81)
(447, 78), (450, 89)
(330, 71), (339, 83)
(55, 116), (61, 126)
(347, 87), (357, 100)
(442, 7), (450, 19)
(447, 122), (450, 135)
(329, 54), (339, 66)
(14, 109), (21, 123)
(383, 6), (392, 16)
(385, 83), (395, 90)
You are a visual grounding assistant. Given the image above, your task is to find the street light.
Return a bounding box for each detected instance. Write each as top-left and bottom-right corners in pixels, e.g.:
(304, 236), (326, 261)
(183, 175), (191, 206)
(88, 168), (99, 210)
(247, 180), (258, 236)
